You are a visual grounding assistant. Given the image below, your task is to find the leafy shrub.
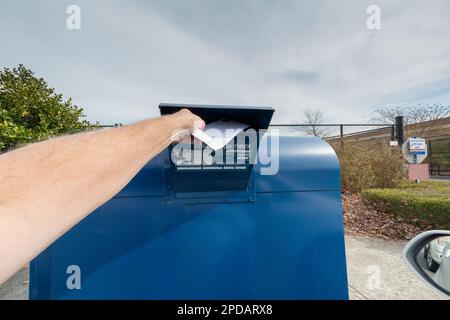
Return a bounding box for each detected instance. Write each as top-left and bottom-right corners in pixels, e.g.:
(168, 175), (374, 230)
(362, 181), (450, 229)
(333, 140), (405, 193)
(0, 65), (93, 151)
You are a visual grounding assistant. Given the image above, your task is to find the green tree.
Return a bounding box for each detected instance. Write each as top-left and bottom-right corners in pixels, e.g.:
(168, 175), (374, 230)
(0, 64), (93, 151)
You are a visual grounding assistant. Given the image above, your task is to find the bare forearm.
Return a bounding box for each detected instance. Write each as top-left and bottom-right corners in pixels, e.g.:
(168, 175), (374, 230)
(0, 111), (200, 284)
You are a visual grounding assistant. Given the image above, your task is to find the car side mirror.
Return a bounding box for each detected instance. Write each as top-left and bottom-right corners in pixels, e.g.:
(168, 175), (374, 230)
(403, 230), (450, 299)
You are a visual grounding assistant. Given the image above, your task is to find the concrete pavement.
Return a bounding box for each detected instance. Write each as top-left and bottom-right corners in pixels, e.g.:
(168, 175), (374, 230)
(0, 267), (28, 300)
(346, 236), (444, 300)
(0, 236), (446, 300)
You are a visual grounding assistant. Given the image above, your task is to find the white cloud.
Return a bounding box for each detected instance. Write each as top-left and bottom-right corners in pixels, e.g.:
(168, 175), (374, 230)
(1, 0), (449, 124)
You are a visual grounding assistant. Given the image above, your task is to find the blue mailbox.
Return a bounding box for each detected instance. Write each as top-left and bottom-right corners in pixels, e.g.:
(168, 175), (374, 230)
(29, 104), (348, 300)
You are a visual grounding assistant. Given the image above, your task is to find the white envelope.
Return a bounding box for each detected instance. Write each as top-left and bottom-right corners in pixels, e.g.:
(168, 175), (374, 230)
(192, 120), (250, 150)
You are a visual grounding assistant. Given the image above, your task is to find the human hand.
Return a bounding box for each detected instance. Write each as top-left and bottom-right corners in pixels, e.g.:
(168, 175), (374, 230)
(175, 108), (205, 133)
(169, 108), (205, 142)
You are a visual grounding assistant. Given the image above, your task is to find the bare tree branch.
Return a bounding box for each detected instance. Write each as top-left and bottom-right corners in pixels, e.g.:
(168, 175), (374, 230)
(302, 108), (327, 137)
(370, 104), (450, 137)
(370, 105), (406, 124)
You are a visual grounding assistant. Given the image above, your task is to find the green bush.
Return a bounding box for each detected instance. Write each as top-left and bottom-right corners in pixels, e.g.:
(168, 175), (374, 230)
(333, 140), (405, 193)
(362, 181), (450, 229)
(0, 64), (93, 151)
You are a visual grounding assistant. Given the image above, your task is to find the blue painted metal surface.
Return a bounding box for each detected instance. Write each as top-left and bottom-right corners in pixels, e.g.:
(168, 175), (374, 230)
(29, 136), (348, 300)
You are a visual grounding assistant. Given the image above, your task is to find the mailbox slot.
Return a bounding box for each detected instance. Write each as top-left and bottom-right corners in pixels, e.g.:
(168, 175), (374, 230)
(160, 103), (274, 193)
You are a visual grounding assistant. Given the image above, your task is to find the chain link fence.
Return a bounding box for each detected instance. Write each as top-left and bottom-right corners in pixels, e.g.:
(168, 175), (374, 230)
(99, 121), (450, 178)
(429, 137), (450, 176)
(97, 123), (398, 144)
(269, 124), (396, 144)
(98, 123), (397, 144)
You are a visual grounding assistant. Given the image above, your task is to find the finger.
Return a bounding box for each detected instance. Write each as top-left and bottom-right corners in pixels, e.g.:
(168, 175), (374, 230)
(193, 120), (205, 132)
(193, 136), (202, 145)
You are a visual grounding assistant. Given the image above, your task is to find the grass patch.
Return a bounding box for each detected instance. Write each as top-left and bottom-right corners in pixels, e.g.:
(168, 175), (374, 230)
(361, 180), (450, 229)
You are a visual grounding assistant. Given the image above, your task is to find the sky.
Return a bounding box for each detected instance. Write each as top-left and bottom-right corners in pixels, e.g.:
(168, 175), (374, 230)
(1, 0), (450, 124)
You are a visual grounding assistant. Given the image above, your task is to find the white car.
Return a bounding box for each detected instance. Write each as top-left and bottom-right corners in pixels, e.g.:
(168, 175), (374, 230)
(424, 236), (450, 272)
(404, 231), (450, 298)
